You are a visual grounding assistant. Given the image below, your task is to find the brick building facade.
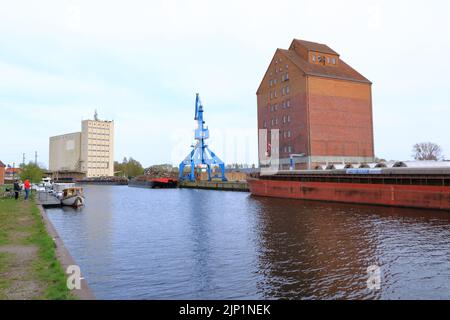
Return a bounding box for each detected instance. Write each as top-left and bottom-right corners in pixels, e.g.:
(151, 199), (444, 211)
(0, 161), (5, 185)
(257, 39), (374, 169)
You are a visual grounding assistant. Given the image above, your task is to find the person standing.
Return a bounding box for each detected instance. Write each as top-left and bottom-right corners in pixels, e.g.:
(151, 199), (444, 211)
(24, 179), (31, 201)
(13, 180), (21, 200)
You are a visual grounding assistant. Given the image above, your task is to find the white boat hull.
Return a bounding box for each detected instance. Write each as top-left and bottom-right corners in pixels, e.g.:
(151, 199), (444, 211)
(61, 195), (85, 207)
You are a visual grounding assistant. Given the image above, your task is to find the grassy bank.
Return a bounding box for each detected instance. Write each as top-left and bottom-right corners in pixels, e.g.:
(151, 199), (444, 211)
(0, 190), (74, 300)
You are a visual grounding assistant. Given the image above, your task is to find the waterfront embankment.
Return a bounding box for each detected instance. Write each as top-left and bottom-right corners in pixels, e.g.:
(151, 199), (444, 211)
(0, 189), (93, 299)
(179, 180), (249, 192)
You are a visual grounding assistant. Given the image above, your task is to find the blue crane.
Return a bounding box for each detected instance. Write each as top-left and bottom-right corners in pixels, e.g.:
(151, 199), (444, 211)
(179, 94), (227, 182)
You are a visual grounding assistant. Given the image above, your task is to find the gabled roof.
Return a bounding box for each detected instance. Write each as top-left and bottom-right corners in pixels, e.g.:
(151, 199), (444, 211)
(290, 39), (339, 56)
(257, 39), (371, 94)
(279, 48), (371, 84)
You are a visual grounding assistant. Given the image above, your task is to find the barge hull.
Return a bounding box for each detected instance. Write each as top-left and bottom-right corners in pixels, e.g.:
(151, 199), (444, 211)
(247, 178), (450, 211)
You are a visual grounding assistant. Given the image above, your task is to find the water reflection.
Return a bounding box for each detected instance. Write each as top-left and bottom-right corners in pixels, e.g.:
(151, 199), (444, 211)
(46, 186), (450, 300)
(250, 197), (450, 299)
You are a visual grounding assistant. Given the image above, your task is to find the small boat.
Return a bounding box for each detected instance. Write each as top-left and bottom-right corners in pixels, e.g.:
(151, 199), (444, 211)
(60, 187), (85, 208)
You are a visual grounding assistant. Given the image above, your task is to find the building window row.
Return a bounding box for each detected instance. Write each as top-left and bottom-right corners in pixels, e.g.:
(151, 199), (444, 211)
(312, 54), (337, 65)
(88, 146), (109, 151)
(269, 90), (278, 100)
(282, 115), (291, 124)
(271, 118), (279, 126)
(88, 122), (111, 128)
(269, 99), (291, 112)
(88, 128), (110, 134)
(281, 86), (290, 96)
(282, 145), (293, 153)
(88, 138), (110, 143)
(269, 72), (289, 87)
(281, 130), (292, 139)
(88, 143), (110, 147)
(282, 99), (291, 108)
(269, 78), (278, 87)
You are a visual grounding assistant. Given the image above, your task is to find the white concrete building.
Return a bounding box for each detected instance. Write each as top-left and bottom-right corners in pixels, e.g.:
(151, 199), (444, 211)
(49, 114), (114, 178)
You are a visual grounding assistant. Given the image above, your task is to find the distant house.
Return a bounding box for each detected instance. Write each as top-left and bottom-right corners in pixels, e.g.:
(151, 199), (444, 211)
(0, 161), (5, 185)
(4, 167), (21, 183)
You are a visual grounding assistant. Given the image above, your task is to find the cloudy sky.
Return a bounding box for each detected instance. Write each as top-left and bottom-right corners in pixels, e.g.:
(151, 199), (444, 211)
(0, 0), (449, 168)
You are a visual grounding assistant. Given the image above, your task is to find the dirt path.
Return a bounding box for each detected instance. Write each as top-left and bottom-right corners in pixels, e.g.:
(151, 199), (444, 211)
(0, 245), (41, 299)
(0, 200), (44, 299)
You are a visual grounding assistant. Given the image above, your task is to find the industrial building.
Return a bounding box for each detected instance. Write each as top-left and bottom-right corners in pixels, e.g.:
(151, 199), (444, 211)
(257, 39), (375, 169)
(0, 161), (5, 185)
(49, 112), (114, 178)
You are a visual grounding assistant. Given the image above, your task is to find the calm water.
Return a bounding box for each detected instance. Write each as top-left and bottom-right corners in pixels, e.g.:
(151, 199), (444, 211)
(46, 185), (450, 300)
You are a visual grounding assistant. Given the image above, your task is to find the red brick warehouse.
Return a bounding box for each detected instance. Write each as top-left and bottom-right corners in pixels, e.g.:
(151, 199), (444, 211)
(0, 161), (5, 185)
(257, 39), (375, 169)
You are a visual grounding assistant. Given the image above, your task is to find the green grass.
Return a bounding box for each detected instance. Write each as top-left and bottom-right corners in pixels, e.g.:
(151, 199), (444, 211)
(0, 252), (13, 299)
(0, 196), (75, 300)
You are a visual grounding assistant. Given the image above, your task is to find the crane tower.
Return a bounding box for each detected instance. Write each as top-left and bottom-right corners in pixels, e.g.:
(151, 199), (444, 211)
(179, 94), (227, 182)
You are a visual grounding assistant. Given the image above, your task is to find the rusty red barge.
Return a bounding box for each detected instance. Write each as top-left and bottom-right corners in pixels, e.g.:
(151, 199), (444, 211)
(247, 168), (450, 211)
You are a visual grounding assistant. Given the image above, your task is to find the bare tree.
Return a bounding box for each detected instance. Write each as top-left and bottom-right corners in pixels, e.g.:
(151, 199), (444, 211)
(412, 142), (444, 161)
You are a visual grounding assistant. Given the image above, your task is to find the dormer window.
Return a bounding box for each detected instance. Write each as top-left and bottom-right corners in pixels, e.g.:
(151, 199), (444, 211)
(332, 58), (336, 65)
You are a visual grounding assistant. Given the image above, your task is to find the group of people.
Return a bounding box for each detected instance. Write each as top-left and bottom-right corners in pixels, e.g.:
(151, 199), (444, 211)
(12, 179), (31, 200)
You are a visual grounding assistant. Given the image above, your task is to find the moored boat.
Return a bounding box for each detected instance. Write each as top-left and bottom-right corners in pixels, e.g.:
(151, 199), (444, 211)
(247, 168), (450, 211)
(60, 187), (85, 208)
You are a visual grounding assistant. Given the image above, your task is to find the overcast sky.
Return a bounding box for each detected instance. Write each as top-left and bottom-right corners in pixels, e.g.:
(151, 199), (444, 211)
(1, 0), (449, 168)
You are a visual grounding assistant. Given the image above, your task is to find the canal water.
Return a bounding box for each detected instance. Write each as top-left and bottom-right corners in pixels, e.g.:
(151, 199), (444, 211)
(46, 185), (450, 300)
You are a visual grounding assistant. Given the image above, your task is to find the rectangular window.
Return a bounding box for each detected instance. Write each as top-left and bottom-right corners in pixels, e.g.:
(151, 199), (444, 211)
(287, 100), (291, 107)
(332, 58), (336, 64)
(312, 55), (316, 62)
(269, 79), (273, 87)
(286, 86), (290, 94)
(287, 115), (291, 123)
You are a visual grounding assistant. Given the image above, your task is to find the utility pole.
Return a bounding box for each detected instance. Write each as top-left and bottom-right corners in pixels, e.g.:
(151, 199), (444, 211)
(12, 162), (15, 181)
(35, 151), (38, 165)
(22, 153), (25, 166)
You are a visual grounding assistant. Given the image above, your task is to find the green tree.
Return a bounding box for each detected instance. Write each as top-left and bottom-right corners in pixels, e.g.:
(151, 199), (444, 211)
(125, 158), (144, 178)
(114, 157), (144, 178)
(114, 161), (125, 177)
(20, 162), (44, 183)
